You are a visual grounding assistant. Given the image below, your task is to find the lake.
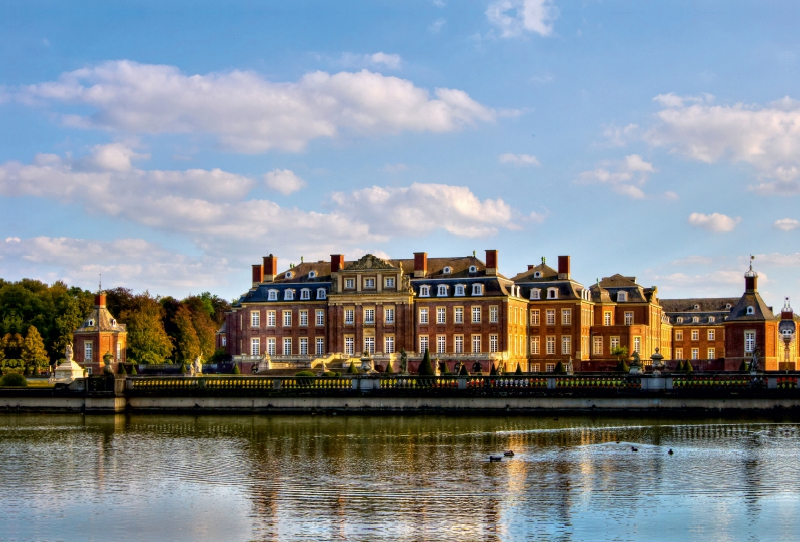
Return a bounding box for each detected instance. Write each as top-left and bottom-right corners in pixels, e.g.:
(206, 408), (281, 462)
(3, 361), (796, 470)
(1, 413), (798, 541)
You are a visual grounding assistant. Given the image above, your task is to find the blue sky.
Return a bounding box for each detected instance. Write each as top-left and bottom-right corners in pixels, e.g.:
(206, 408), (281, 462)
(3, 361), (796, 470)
(2, 0), (800, 307)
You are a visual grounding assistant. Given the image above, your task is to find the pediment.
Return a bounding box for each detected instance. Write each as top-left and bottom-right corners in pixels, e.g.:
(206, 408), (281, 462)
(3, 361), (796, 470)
(343, 254), (397, 271)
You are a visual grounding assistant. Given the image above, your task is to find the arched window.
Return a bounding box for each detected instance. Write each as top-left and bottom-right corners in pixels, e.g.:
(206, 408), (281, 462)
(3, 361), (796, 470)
(437, 285), (448, 296)
(268, 290), (278, 301)
(420, 285), (431, 297)
(455, 285), (465, 296)
(746, 306), (755, 315)
(443, 266), (451, 274)
(676, 317), (683, 323)
(284, 290), (294, 300)
(547, 288), (558, 299)
(533, 271), (541, 278)
(530, 288), (541, 300)
(472, 284), (483, 295)
(317, 288), (327, 299)
(285, 271), (293, 279)
(708, 316), (715, 323)
(308, 271), (316, 279)
(469, 266), (477, 273)
(617, 291), (627, 302)
(300, 289), (310, 300)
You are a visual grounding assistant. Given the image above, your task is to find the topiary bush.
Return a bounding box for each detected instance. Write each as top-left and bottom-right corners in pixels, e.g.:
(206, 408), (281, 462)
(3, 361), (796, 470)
(417, 349), (435, 376)
(347, 361), (359, 374)
(295, 370), (315, 377)
(554, 361), (566, 374)
(489, 363), (497, 376)
(180, 363), (188, 374)
(738, 360), (748, 371)
(384, 360), (394, 374)
(459, 364), (469, 376)
(685, 360), (694, 372)
(618, 361), (629, 373)
(231, 364), (241, 375)
(0, 373), (28, 387)
(515, 363), (523, 375)
(129, 364), (138, 375)
(322, 371), (341, 377)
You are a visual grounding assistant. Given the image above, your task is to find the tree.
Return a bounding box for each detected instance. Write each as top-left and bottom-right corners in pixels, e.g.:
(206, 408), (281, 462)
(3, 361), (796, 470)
(554, 360), (566, 374)
(347, 361), (359, 374)
(685, 360), (694, 372)
(515, 363), (523, 375)
(384, 359), (394, 374)
(459, 364), (469, 376)
(489, 363), (497, 376)
(738, 360), (748, 371)
(417, 349), (435, 376)
(173, 305), (201, 363)
(611, 345), (629, 365)
(21, 326), (49, 370)
(675, 360), (685, 372)
(121, 294), (173, 364)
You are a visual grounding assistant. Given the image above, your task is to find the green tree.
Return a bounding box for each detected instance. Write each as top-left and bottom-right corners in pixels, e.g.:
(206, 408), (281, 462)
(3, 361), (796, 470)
(21, 326), (49, 370)
(173, 305), (201, 363)
(611, 345), (629, 365)
(515, 363), (523, 375)
(121, 294), (173, 364)
(384, 359), (394, 374)
(685, 360), (694, 372)
(417, 348), (435, 376)
(347, 361), (359, 374)
(489, 363), (497, 376)
(459, 364), (469, 376)
(554, 360), (566, 374)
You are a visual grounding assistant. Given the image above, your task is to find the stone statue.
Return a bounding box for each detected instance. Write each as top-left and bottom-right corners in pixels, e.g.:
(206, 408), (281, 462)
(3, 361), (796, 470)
(188, 363), (196, 377)
(65, 343), (73, 364)
(399, 349), (408, 374)
(566, 357), (574, 375)
(750, 346), (760, 372)
(193, 355), (202, 375)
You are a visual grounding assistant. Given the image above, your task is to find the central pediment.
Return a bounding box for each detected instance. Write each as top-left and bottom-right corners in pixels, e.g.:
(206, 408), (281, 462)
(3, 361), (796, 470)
(343, 254), (398, 272)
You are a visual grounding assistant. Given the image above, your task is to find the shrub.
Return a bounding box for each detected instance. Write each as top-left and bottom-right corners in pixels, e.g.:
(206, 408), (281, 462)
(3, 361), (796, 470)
(118, 363), (127, 375)
(459, 364), (469, 376)
(515, 363), (523, 375)
(231, 364), (241, 375)
(0, 373), (28, 387)
(489, 363), (497, 376)
(347, 361), (359, 374)
(554, 361), (566, 374)
(180, 363), (188, 374)
(322, 371), (341, 378)
(675, 360), (685, 372)
(24, 365), (32, 376)
(685, 360), (694, 373)
(295, 370), (315, 377)
(738, 360), (748, 371)
(417, 349), (435, 376)
(129, 364), (138, 375)
(384, 360), (394, 374)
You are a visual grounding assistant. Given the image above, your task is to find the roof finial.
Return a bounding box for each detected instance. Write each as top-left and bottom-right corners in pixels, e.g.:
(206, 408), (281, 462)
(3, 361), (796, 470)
(541, 256), (545, 264)
(99, 273), (102, 293)
(750, 254), (755, 271)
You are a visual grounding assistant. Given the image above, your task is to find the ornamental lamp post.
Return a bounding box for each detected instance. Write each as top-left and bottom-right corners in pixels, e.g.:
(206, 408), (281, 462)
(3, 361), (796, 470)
(778, 297), (796, 372)
(650, 348), (665, 377)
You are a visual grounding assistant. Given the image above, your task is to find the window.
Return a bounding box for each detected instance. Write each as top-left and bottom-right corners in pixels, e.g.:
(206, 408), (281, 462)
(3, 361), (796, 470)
(443, 266), (451, 274)
(547, 288), (558, 299)
(708, 329), (715, 341)
(117, 342), (121, 360)
(283, 338), (292, 356)
(385, 336), (395, 354)
(419, 308), (429, 324)
(604, 312), (612, 326)
(546, 363), (556, 373)
(345, 337), (354, 356)
(562, 336), (571, 355)
(300, 337), (308, 355)
(694, 304), (700, 310)
(531, 336), (540, 355)
(489, 334), (498, 353)
(454, 307), (464, 324)
(624, 312), (633, 325)
(633, 336), (641, 354)
(617, 291), (627, 302)
(472, 284), (483, 296)
(268, 290), (278, 301)
(283, 310), (292, 327)
(385, 307), (395, 324)
(385, 277), (395, 288)
(692, 317), (699, 323)
(677, 317), (684, 323)
(316, 338), (325, 356)
(284, 290), (294, 300)
(531, 363), (541, 372)
(708, 316), (715, 323)
(744, 331), (756, 353)
(593, 336), (603, 355)
(267, 338), (276, 356)
(675, 330), (683, 341)
(610, 336), (620, 351)
(364, 337), (375, 354)
(472, 306), (481, 323)
(691, 348), (699, 360)
(285, 271), (293, 279)
(84, 341), (93, 361)
(251, 311), (260, 327)
(562, 309), (572, 325)
(345, 309), (354, 325)
(300, 289), (310, 300)
(455, 285), (465, 296)
(707, 348), (715, 359)
(675, 347), (683, 359)
(546, 309), (556, 325)
(364, 278), (375, 289)
(469, 265), (477, 273)
(419, 335), (429, 353)
(437, 335), (446, 353)
(530, 288), (541, 300)
(250, 338), (260, 356)
(530, 310), (540, 326)
(420, 285), (431, 297)
(316, 310), (325, 326)
(546, 336), (556, 355)
(299, 310), (308, 327)
(345, 278), (355, 289)
(490, 306), (498, 323)
(455, 335), (464, 353)
(472, 335), (481, 353)
(437, 307), (446, 324)
(364, 309), (375, 324)
(438, 285), (448, 297)
(308, 271), (316, 279)
(317, 288), (326, 300)
(726, 303), (732, 309)
(691, 330), (699, 341)
(746, 306), (755, 315)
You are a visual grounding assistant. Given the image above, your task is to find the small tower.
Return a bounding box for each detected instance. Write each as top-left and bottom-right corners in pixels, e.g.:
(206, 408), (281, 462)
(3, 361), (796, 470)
(72, 289), (128, 374)
(779, 297), (797, 371)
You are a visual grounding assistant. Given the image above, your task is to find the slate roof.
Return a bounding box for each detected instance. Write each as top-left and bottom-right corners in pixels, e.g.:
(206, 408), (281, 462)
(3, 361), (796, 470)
(74, 304), (126, 333)
(726, 292), (777, 322)
(589, 274), (655, 303)
(510, 262), (559, 282)
(660, 298), (740, 313)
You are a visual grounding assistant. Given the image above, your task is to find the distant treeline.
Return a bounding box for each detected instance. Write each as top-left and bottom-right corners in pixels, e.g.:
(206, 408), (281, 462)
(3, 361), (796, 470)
(0, 279), (231, 367)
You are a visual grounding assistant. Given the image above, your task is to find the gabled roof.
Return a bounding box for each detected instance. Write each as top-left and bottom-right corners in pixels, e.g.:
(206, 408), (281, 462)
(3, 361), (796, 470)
(589, 274), (656, 303)
(511, 262), (559, 282)
(74, 304), (126, 333)
(272, 261), (334, 283)
(726, 292), (777, 322)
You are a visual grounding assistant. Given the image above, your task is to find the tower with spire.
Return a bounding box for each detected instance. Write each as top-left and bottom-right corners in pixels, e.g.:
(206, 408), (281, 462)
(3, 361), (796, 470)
(72, 284), (128, 374)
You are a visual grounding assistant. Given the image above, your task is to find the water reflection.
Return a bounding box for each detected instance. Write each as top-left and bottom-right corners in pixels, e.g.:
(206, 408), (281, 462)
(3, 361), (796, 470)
(1, 414), (799, 541)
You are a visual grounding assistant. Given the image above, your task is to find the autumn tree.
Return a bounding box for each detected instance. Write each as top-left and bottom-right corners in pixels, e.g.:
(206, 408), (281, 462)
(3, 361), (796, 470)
(22, 326), (49, 370)
(173, 305), (201, 363)
(121, 293), (173, 364)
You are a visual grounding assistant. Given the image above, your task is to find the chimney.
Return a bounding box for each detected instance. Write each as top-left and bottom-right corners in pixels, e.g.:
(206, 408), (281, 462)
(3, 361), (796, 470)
(527, 264), (534, 270)
(95, 293), (107, 308)
(781, 298), (793, 321)
(263, 254), (277, 282)
(252, 264), (264, 287)
(485, 249), (498, 276)
(414, 252), (428, 278)
(558, 255), (571, 280)
(331, 254), (345, 273)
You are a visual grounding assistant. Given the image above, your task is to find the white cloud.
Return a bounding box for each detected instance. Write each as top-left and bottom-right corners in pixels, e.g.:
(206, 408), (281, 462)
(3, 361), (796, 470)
(602, 123), (639, 147)
(340, 52), (402, 70)
(499, 153), (540, 166)
(651, 270), (747, 294)
(263, 169), (306, 195)
(486, 0), (559, 38)
(429, 18), (447, 34)
(575, 154), (656, 199)
(383, 163), (408, 173)
(669, 255), (714, 266)
(644, 94), (800, 194)
(18, 60), (495, 153)
(687, 212), (741, 232)
(774, 218), (800, 231)
(754, 252), (800, 267)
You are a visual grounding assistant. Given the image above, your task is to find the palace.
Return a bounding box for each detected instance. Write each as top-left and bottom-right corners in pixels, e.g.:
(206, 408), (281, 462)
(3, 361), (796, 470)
(218, 251), (797, 373)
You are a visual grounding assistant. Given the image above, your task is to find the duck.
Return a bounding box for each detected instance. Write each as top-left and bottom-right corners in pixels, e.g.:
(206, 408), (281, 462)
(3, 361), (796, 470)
(504, 450), (515, 457)
(489, 455), (503, 462)
(631, 446), (639, 452)
(668, 448), (674, 455)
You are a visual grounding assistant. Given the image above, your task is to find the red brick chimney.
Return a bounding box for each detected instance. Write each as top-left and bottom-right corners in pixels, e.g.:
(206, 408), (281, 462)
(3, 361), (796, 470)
(558, 255), (571, 280)
(485, 249), (498, 276)
(331, 254), (345, 273)
(252, 264), (264, 286)
(414, 252), (428, 278)
(95, 293), (107, 307)
(527, 264), (535, 270)
(263, 254), (277, 282)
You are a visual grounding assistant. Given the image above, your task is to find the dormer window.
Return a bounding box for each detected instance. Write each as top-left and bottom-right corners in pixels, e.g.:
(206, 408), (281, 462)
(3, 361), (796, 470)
(677, 317), (683, 323)
(472, 284), (483, 296)
(385, 277), (395, 288)
(308, 271), (316, 279)
(617, 291), (627, 302)
(533, 271), (541, 278)
(455, 284), (465, 296)
(693, 304), (700, 310)
(516, 286), (521, 297)
(420, 285), (431, 297)
(285, 271), (293, 279)
(746, 306), (755, 315)
(87, 319), (95, 327)
(530, 288), (541, 300)
(443, 266), (451, 274)
(437, 285), (448, 297)
(268, 290), (278, 301)
(547, 288), (558, 299)
(708, 316), (715, 323)
(317, 288), (326, 300)
(469, 266), (477, 273)
(110, 319), (116, 327)
(284, 290), (294, 300)
(300, 289), (310, 300)
(692, 317), (699, 323)
(725, 303), (732, 309)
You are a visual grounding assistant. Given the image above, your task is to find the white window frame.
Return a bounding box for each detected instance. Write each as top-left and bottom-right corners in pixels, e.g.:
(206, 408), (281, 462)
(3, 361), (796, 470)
(317, 288), (326, 300)
(546, 363), (555, 373)
(531, 336), (540, 355)
(675, 330), (683, 341)
(454, 307), (464, 324)
(455, 335), (464, 354)
(471, 334), (481, 354)
(345, 309), (354, 325)
(530, 288), (541, 300)
(250, 338), (260, 356)
(85, 341), (93, 361)
(708, 329), (715, 341)
(691, 348), (699, 360)
(299, 337), (308, 355)
(472, 284), (483, 296)
(345, 278), (355, 289)
(455, 285), (465, 296)
(489, 306), (498, 323)
(604, 312), (612, 326)
(624, 312), (633, 325)
(385, 336), (395, 354)
(744, 331), (756, 353)
(284, 290), (294, 301)
(300, 289), (310, 300)
(437, 285), (448, 297)
(472, 306), (481, 323)
(437, 335), (446, 354)
(283, 310), (292, 327)
(267, 338), (276, 356)
(299, 310), (308, 327)
(420, 285), (431, 297)
(546, 336), (555, 355)
(283, 338), (292, 356)
(675, 347), (683, 359)
(364, 278), (375, 289)
(708, 316), (715, 323)
(610, 336), (620, 351)
(633, 336), (641, 354)
(267, 310), (276, 327)
(316, 310), (325, 326)
(316, 338), (325, 356)
(364, 308), (375, 325)
(251, 311), (261, 328)
(691, 330), (699, 341)
(437, 307), (446, 324)
(547, 288), (558, 299)
(384, 307), (395, 324)
(546, 309), (556, 325)
(530, 309), (540, 326)
(617, 291), (627, 302)
(345, 337), (354, 356)
(419, 335), (429, 353)
(707, 348), (715, 359)
(268, 290), (278, 301)
(593, 336), (603, 355)
(364, 336), (375, 354)
(562, 336), (571, 355)
(419, 308), (429, 325)
(385, 277), (395, 288)
(489, 334), (498, 353)
(562, 309), (572, 325)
